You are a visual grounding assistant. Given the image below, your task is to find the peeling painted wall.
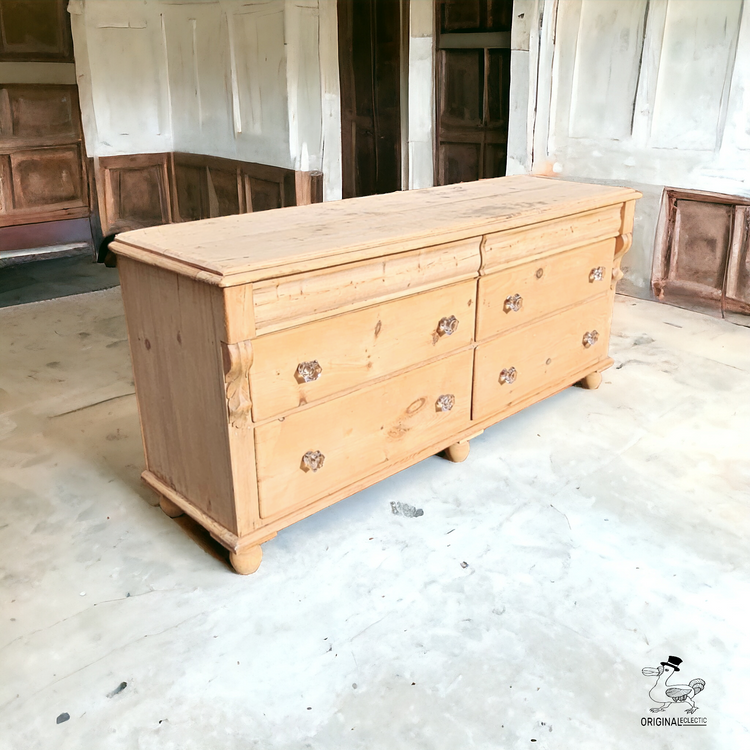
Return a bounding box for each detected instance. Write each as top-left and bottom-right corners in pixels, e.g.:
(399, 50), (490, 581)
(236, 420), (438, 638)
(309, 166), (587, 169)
(69, 0), (433, 203)
(513, 0), (750, 298)
(69, 0), (341, 195)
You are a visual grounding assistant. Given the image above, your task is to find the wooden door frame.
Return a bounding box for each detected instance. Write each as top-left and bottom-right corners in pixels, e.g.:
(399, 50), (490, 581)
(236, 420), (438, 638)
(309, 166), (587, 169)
(399, 0), (410, 191)
(432, 0), (513, 185)
(337, 0), (409, 197)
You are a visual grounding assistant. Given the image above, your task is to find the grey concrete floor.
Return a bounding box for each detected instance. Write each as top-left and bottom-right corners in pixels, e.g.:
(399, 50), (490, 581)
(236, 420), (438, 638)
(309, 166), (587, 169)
(0, 256), (119, 309)
(0, 289), (748, 749)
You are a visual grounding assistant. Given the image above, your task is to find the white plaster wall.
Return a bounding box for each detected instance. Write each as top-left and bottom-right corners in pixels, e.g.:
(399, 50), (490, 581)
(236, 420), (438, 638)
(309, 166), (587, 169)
(69, 0), (174, 156)
(315, 0), (343, 201)
(70, 0), (332, 178)
(408, 0), (434, 189)
(164, 0), (292, 167)
(506, 0), (538, 175)
(514, 0), (750, 298)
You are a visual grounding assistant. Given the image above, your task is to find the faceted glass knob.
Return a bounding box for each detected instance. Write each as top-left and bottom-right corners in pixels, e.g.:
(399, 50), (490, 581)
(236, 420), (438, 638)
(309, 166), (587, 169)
(435, 394), (455, 412)
(504, 294), (523, 313)
(296, 360), (322, 383)
(589, 266), (605, 282)
(582, 330), (599, 348)
(437, 315), (459, 336)
(301, 450), (325, 472)
(499, 367), (517, 385)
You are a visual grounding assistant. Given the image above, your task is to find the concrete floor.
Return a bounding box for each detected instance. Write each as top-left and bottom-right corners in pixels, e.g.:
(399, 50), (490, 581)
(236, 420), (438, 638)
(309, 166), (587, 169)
(0, 255), (119, 309)
(0, 289), (748, 749)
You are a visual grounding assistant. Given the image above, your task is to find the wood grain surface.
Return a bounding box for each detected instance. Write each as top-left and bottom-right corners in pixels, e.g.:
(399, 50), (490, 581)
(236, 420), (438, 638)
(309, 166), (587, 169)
(112, 176), (640, 285)
(472, 294), (612, 420)
(116, 176), (639, 572)
(255, 349), (474, 519)
(251, 280), (476, 420)
(476, 238), (615, 340)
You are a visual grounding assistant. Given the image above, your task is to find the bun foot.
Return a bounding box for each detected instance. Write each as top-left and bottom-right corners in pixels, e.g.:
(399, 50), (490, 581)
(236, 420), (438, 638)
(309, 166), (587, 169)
(579, 371), (603, 390)
(230, 545), (263, 575)
(159, 495), (184, 518)
(443, 439), (471, 463)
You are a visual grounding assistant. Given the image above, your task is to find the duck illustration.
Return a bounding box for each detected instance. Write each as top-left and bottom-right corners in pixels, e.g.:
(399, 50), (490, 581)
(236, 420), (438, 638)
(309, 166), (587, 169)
(642, 656), (705, 714)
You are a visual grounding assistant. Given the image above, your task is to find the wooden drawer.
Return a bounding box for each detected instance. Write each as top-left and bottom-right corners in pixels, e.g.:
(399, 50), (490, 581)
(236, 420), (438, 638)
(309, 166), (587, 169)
(480, 204), (622, 274)
(251, 280), (476, 421)
(476, 238), (615, 341)
(255, 349), (473, 519)
(251, 238), (480, 335)
(472, 295), (612, 421)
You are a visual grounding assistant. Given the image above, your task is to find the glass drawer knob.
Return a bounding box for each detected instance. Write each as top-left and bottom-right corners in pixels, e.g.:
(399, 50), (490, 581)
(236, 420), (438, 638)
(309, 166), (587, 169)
(296, 360), (322, 383)
(437, 315), (459, 336)
(301, 450), (325, 472)
(504, 294), (523, 313)
(582, 330), (599, 348)
(436, 394), (455, 412)
(499, 367), (517, 385)
(589, 266), (605, 282)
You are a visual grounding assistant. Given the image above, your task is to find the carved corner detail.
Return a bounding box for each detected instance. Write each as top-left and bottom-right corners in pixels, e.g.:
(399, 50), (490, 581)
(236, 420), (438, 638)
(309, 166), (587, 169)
(222, 340), (253, 428)
(612, 232), (633, 290)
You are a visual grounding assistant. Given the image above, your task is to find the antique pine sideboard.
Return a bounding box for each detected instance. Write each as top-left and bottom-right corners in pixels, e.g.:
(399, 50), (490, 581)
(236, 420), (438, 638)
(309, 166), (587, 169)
(113, 175), (640, 574)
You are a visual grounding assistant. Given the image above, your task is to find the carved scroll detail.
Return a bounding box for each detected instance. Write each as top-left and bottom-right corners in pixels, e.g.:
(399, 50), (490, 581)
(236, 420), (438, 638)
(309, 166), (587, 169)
(222, 340), (253, 428)
(611, 232), (632, 290)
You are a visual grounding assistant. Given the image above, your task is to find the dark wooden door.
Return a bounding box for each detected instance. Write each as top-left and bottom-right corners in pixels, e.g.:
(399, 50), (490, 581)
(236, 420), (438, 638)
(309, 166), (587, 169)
(338, 0), (401, 198)
(436, 0), (512, 185)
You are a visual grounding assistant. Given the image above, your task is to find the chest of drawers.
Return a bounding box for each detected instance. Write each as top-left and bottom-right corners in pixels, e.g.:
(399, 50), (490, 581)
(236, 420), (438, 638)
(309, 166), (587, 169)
(113, 176), (639, 574)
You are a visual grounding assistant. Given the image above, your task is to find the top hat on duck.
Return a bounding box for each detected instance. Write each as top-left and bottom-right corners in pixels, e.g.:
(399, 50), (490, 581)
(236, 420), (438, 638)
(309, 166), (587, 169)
(660, 656), (682, 672)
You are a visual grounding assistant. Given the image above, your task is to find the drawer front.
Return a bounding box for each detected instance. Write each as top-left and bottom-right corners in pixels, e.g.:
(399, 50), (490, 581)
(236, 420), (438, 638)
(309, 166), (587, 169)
(251, 280), (476, 421)
(252, 238), (480, 335)
(473, 296), (612, 421)
(476, 238), (615, 341)
(481, 203), (623, 274)
(255, 349), (473, 519)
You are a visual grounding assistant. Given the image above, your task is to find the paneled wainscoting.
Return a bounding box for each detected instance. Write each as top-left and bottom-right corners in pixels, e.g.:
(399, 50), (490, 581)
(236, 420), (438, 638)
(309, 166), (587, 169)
(95, 152), (323, 237)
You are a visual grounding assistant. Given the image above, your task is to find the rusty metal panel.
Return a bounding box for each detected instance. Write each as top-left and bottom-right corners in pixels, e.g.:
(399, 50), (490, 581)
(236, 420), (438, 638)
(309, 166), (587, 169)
(670, 199), (732, 294)
(725, 206), (750, 325)
(653, 189), (750, 322)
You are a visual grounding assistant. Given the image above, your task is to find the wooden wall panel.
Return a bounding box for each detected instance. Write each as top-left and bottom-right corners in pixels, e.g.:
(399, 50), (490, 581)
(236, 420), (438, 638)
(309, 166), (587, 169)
(6, 85), (78, 140)
(669, 201), (732, 295)
(97, 154), (172, 235)
(11, 145), (85, 209)
(725, 207), (750, 319)
(96, 151), (322, 236)
(174, 163), (209, 223)
(209, 167), (242, 217)
(0, 0), (73, 62)
(245, 177), (281, 213)
(0, 84), (88, 228)
(0, 154), (9, 214)
(653, 189), (750, 321)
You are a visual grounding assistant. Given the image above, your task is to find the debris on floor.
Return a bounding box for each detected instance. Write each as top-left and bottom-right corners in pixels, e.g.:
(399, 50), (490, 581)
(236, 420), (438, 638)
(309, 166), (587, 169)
(390, 501), (424, 518)
(107, 682), (127, 698)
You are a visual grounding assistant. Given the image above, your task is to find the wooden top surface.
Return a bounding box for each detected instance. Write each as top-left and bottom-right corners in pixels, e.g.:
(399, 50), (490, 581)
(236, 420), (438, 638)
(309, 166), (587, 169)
(112, 175), (640, 286)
